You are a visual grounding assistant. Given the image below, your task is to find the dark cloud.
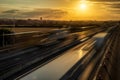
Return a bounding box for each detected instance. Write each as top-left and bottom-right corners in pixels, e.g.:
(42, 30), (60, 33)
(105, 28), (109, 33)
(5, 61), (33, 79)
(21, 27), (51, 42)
(0, 8), (68, 19)
(108, 9), (120, 14)
(89, 0), (120, 14)
(89, 0), (120, 2)
(106, 3), (120, 8)
(22, 8), (67, 18)
(104, 3), (120, 14)
(2, 9), (19, 14)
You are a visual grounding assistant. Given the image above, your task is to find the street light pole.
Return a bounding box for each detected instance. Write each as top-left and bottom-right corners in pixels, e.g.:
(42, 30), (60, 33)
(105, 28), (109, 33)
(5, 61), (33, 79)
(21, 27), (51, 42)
(13, 17), (16, 45)
(2, 31), (4, 47)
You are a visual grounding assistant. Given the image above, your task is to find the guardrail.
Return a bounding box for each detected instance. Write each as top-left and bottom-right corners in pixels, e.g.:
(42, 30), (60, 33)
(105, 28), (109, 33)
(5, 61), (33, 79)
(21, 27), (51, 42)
(60, 27), (115, 80)
(0, 28), (111, 53)
(0, 31), (48, 51)
(90, 26), (118, 80)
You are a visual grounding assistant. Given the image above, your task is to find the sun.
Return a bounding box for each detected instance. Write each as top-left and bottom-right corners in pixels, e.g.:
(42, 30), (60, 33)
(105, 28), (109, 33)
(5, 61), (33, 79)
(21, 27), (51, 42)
(79, 3), (87, 10)
(74, 0), (91, 16)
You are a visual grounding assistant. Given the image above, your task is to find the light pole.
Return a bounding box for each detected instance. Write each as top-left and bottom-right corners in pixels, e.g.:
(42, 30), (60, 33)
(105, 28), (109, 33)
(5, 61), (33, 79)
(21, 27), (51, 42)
(12, 17), (16, 45)
(2, 31), (5, 47)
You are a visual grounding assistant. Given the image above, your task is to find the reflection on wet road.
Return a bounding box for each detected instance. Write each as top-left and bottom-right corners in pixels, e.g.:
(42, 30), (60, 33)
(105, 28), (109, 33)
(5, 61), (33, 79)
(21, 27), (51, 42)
(19, 41), (93, 80)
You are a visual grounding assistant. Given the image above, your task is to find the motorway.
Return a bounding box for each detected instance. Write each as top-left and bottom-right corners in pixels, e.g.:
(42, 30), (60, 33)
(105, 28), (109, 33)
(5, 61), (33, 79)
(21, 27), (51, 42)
(0, 36), (78, 80)
(17, 39), (96, 80)
(0, 26), (109, 80)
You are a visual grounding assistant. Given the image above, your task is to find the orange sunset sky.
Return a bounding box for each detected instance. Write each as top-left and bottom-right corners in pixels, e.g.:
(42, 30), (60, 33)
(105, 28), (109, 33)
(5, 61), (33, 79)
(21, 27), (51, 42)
(0, 0), (120, 20)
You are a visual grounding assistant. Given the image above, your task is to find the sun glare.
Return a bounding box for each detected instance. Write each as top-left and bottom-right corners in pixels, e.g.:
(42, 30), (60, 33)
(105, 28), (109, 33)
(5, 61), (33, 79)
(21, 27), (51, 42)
(76, 0), (89, 12)
(79, 3), (87, 10)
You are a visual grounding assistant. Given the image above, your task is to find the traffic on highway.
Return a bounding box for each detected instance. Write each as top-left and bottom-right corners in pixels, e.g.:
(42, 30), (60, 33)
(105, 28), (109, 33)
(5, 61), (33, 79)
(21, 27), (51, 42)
(0, 25), (117, 80)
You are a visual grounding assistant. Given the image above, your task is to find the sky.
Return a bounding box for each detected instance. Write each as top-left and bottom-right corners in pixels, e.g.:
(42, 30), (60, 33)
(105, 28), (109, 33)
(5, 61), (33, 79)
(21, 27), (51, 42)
(0, 0), (120, 20)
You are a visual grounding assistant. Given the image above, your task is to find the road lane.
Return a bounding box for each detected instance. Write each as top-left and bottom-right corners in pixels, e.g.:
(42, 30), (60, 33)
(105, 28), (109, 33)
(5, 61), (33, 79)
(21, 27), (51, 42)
(18, 39), (95, 80)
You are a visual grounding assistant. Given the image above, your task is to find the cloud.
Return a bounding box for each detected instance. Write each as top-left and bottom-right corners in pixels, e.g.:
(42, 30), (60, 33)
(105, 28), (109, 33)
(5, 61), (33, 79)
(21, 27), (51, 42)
(106, 3), (120, 8)
(89, 0), (120, 2)
(0, 8), (68, 19)
(2, 9), (19, 13)
(88, 0), (120, 14)
(108, 9), (120, 14)
(22, 8), (67, 18)
(104, 3), (120, 14)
